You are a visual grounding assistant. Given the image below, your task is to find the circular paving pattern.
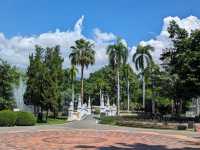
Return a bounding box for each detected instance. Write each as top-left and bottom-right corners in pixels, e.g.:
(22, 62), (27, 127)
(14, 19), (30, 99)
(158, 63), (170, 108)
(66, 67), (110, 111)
(0, 130), (199, 150)
(43, 135), (106, 144)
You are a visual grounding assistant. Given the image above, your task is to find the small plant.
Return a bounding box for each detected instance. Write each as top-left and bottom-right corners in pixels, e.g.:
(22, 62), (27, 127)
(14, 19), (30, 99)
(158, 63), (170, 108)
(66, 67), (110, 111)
(0, 110), (17, 126)
(15, 111), (36, 126)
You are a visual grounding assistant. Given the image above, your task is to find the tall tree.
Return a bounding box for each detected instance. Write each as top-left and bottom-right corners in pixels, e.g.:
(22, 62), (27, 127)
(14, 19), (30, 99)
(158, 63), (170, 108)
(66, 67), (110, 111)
(69, 39), (95, 103)
(24, 45), (64, 119)
(161, 20), (200, 114)
(107, 38), (128, 115)
(43, 46), (64, 118)
(68, 65), (78, 106)
(121, 45), (131, 111)
(24, 46), (45, 114)
(123, 64), (133, 111)
(132, 45), (154, 109)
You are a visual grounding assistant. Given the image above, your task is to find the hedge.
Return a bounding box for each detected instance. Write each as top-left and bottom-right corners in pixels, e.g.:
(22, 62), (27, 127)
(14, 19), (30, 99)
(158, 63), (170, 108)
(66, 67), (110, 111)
(0, 110), (36, 126)
(15, 111), (36, 126)
(0, 110), (17, 126)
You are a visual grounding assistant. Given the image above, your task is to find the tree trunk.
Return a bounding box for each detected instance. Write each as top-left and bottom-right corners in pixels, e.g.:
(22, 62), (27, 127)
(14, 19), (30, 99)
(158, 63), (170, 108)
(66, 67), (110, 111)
(72, 83), (74, 109)
(152, 100), (155, 114)
(171, 100), (174, 114)
(33, 105), (37, 116)
(152, 87), (155, 114)
(117, 70), (120, 115)
(80, 65), (84, 104)
(179, 99), (183, 114)
(142, 75), (146, 109)
(100, 89), (102, 104)
(46, 108), (49, 122)
(127, 80), (130, 112)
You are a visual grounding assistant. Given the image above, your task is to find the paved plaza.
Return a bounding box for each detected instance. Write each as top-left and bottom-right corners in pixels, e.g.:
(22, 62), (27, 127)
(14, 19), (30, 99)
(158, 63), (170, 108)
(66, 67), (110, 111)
(0, 116), (199, 150)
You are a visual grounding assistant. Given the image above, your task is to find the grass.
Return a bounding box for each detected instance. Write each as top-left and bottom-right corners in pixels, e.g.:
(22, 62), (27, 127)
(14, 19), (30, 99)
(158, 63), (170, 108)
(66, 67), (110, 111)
(37, 118), (67, 125)
(99, 116), (188, 130)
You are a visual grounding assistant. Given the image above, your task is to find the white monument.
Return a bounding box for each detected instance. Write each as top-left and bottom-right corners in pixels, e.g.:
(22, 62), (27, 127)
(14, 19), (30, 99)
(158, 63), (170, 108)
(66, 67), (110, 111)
(68, 96), (92, 121)
(100, 95), (117, 116)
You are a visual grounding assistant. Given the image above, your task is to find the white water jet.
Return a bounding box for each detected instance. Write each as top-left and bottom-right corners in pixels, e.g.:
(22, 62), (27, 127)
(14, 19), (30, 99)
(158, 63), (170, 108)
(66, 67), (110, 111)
(13, 76), (26, 110)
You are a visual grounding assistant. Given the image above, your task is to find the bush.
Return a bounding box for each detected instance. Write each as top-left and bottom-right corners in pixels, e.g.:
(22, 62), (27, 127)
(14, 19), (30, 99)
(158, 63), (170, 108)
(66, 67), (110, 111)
(0, 110), (17, 126)
(177, 124), (187, 130)
(16, 111), (36, 126)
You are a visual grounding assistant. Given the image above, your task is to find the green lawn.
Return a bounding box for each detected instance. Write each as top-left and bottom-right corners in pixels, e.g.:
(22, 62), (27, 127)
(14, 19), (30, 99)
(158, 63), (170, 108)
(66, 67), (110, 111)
(37, 118), (67, 125)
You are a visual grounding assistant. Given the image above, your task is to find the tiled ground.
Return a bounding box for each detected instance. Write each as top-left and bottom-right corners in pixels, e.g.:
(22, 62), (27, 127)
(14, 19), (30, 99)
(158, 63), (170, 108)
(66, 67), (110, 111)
(0, 130), (199, 150)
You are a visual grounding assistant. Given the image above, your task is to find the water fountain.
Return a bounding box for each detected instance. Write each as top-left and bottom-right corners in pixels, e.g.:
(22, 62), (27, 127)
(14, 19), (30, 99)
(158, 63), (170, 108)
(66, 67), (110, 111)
(13, 76), (26, 111)
(13, 76), (33, 112)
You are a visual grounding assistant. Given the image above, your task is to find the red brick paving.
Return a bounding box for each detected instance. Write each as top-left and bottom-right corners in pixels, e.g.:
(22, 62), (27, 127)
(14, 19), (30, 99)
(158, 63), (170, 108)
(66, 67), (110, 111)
(0, 130), (199, 150)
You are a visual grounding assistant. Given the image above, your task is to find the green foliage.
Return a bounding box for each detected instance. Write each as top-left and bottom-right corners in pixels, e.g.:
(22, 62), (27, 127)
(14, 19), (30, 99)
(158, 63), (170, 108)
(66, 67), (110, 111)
(24, 45), (64, 117)
(84, 65), (139, 106)
(15, 111), (36, 126)
(0, 97), (15, 110)
(106, 38), (128, 69)
(161, 20), (200, 113)
(43, 46), (64, 113)
(0, 59), (20, 110)
(132, 45), (154, 71)
(24, 46), (45, 108)
(0, 110), (17, 126)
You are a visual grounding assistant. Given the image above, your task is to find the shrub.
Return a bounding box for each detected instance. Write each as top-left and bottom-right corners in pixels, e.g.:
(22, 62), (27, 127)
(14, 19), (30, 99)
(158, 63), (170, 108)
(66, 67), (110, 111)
(0, 110), (17, 126)
(177, 124), (187, 130)
(16, 111), (36, 126)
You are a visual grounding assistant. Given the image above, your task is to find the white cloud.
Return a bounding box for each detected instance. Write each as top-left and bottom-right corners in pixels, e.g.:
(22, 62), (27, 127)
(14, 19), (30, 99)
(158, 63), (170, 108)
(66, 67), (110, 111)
(1, 15), (200, 77)
(140, 16), (200, 64)
(94, 28), (116, 43)
(0, 16), (116, 77)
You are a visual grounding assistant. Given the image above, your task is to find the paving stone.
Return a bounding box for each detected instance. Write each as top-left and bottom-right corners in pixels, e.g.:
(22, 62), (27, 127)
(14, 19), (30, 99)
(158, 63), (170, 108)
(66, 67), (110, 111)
(0, 130), (199, 150)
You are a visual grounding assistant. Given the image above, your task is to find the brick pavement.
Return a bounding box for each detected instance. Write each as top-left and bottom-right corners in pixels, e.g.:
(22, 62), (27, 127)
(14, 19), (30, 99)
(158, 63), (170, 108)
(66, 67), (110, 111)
(0, 116), (200, 150)
(0, 130), (199, 150)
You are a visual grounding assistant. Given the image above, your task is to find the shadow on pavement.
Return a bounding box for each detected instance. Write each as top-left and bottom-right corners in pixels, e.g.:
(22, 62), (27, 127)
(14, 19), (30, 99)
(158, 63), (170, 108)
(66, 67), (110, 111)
(75, 142), (200, 150)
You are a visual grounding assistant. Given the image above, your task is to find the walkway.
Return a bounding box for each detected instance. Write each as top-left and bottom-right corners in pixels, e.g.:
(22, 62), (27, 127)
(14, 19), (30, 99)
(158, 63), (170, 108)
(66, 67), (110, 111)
(0, 115), (199, 150)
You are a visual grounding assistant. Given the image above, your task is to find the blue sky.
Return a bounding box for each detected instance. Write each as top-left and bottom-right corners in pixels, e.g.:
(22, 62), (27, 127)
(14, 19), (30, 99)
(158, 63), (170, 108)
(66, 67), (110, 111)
(0, 0), (200, 76)
(0, 0), (199, 45)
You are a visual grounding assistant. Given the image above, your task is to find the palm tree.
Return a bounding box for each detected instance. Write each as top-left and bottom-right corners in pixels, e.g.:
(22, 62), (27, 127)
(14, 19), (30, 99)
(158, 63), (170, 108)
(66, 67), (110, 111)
(121, 47), (132, 112)
(144, 62), (158, 114)
(123, 64), (132, 111)
(96, 78), (105, 102)
(68, 65), (78, 106)
(132, 45), (154, 109)
(69, 39), (95, 104)
(106, 38), (128, 115)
